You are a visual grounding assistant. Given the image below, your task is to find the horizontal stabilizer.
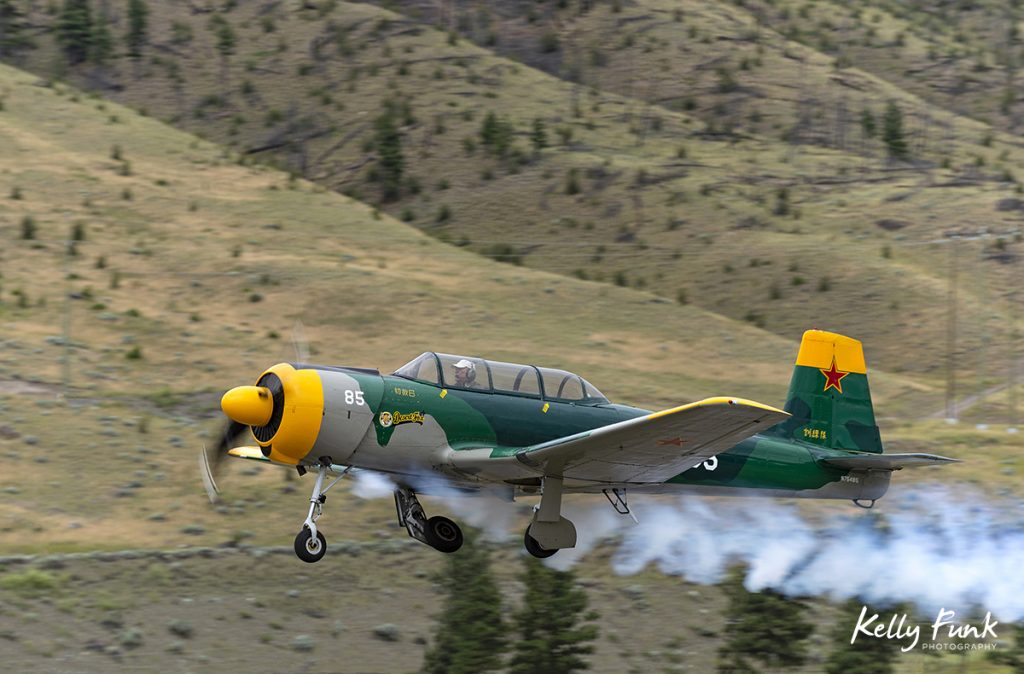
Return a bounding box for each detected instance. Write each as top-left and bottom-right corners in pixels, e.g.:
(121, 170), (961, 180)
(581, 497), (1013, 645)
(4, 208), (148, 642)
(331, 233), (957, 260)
(822, 452), (959, 471)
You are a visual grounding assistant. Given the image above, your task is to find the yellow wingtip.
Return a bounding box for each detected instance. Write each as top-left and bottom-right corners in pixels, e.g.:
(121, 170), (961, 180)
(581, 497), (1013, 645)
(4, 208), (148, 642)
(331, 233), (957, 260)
(648, 396), (789, 420)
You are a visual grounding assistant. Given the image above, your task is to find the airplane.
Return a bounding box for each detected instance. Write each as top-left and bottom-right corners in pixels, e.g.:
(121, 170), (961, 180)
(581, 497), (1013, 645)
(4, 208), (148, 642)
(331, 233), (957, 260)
(201, 329), (958, 562)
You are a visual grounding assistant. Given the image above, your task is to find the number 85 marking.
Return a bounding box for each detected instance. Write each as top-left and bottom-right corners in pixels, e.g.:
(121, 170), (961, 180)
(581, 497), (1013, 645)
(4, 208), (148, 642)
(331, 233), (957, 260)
(344, 390), (365, 405)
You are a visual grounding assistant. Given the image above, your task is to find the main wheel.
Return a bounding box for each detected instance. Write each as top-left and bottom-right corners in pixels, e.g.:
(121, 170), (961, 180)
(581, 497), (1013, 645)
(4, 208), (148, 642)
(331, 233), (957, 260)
(425, 516), (463, 553)
(523, 526), (557, 559)
(294, 527), (327, 563)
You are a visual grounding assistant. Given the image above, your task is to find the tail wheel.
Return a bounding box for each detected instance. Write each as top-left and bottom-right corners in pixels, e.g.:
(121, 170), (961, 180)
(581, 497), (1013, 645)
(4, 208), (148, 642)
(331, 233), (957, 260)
(294, 527), (327, 563)
(425, 516), (463, 553)
(523, 526), (557, 559)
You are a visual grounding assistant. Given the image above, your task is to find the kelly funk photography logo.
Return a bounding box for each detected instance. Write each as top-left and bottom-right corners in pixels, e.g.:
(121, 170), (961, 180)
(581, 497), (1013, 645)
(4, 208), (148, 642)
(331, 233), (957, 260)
(852, 606), (999, 652)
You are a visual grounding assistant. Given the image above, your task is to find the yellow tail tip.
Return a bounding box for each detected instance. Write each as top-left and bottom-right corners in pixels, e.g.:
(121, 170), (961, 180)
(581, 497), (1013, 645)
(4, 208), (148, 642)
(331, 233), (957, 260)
(795, 330), (867, 374)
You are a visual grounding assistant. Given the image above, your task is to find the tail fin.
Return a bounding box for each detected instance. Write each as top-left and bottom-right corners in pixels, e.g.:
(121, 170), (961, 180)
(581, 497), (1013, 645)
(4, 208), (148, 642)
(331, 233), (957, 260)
(769, 330), (883, 453)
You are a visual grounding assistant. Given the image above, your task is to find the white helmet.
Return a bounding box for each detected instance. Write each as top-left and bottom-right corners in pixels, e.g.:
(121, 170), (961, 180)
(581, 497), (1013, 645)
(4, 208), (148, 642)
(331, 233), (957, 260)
(453, 359), (476, 383)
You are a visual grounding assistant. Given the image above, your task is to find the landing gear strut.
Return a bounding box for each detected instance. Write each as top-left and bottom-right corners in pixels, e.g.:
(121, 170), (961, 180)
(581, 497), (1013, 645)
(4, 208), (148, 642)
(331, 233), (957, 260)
(523, 476), (577, 559)
(293, 459), (349, 563)
(394, 487), (464, 553)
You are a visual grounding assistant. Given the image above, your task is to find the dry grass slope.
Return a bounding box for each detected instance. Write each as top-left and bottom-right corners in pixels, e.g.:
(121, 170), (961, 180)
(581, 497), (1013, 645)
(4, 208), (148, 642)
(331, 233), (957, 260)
(4, 0), (1024, 388)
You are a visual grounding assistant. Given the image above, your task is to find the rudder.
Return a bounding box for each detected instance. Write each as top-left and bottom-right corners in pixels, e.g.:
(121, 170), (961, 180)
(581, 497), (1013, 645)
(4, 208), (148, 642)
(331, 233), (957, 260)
(768, 330), (883, 453)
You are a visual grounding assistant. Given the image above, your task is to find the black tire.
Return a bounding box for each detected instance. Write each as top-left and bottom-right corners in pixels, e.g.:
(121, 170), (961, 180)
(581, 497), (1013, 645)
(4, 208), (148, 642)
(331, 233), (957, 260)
(294, 527), (327, 563)
(425, 516), (463, 553)
(523, 526), (557, 559)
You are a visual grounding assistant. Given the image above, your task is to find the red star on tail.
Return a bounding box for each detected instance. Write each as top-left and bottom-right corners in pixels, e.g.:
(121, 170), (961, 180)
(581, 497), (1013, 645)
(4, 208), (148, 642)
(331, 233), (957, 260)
(820, 357), (849, 394)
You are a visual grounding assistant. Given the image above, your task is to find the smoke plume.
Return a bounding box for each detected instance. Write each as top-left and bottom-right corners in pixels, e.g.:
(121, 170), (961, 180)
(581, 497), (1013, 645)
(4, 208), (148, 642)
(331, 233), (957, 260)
(611, 485), (1024, 621)
(351, 471), (1024, 620)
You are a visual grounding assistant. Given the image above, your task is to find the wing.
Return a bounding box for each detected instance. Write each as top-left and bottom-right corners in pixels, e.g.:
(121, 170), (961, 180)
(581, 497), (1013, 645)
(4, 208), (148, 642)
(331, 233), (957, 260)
(821, 452), (959, 470)
(511, 397), (789, 484)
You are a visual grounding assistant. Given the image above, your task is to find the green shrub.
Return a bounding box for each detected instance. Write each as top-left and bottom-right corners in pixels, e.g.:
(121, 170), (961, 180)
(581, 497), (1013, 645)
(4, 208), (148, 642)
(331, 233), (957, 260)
(0, 569), (66, 597)
(20, 215), (36, 240)
(540, 30), (560, 53)
(565, 168), (581, 195)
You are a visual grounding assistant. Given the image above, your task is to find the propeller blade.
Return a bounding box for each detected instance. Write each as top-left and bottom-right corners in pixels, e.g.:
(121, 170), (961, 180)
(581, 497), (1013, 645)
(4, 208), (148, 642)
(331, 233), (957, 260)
(292, 320), (309, 363)
(199, 444), (220, 503)
(200, 419), (249, 503)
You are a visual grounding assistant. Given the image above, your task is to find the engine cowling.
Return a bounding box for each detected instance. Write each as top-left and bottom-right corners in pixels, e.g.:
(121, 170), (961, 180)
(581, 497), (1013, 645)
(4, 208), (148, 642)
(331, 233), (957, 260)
(221, 363), (324, 465)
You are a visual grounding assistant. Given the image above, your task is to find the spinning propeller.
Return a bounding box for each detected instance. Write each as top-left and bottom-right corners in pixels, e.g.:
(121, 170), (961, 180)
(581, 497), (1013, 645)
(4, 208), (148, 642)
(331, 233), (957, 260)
(200, 321), (310, 503)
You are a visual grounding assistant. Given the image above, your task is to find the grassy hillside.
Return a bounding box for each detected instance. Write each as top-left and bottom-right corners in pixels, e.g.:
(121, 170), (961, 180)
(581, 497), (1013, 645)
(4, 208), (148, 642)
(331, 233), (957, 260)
(378, 0), (1024, 137)
(3, 0), (1024, 395)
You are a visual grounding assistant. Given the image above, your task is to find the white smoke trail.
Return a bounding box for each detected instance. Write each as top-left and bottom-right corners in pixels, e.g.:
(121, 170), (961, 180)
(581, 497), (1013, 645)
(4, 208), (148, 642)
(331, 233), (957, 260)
(351, 469), (395, 499)
(435, 491), (520, 542)
(346, 469), (1024, 620)
(352, 469), (521, 542)
(611, 485), (1024, 621)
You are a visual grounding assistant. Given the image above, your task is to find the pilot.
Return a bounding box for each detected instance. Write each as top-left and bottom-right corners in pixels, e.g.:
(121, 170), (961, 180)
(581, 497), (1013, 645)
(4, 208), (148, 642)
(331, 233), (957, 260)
(452, 359), (480, 389)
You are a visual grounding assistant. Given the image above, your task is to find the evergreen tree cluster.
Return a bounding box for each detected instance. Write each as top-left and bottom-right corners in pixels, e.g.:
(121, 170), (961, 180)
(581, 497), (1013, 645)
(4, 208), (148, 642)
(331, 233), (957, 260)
(56, 0), (92, 65)
(716, 565), (812, 673)
(480, 110), (515, 157)
(882, 100), (908, 161)
(52, 0), (149, 68)
(509, 558), (599, 674)
(125, 0), (148, 60)
(422, 529), (599, 674)
(424, 540), (955, 674)
(0, 0), (32, 58)
(374, 111), (404, 202)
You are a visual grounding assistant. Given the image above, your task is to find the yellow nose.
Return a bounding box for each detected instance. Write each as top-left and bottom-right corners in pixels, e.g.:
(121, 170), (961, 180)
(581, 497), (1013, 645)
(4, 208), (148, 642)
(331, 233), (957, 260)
(221, 386), (274, 426)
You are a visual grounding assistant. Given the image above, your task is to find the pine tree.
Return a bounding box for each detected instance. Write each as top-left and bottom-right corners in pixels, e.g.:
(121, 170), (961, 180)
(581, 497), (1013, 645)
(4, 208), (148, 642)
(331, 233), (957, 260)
(214, 18), (236, 85)
(531, 117), (548, 152)
(374, 111), (404, 202)
(421, 529), (507, 674)
(480, 111), (499, 147)
(90, 11), (113, 67)
(57, 0), (93, 66)
(882, 100), (908, 160)
(124, 0), (148, 61)
(860, 108), (877, 139)
(716, 565), (812, 673)
(824, 599), (906, 674)
(0, 0), (29, 58)
(509, 558), (599, 674)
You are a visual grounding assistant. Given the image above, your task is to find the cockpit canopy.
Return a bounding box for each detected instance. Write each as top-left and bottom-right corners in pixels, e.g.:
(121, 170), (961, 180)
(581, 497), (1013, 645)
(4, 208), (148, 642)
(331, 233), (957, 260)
(394, 353), (609, 404)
